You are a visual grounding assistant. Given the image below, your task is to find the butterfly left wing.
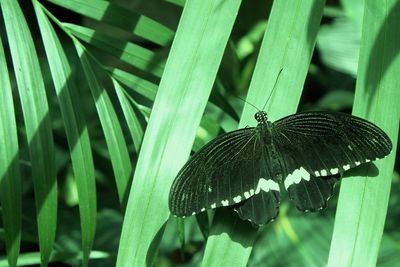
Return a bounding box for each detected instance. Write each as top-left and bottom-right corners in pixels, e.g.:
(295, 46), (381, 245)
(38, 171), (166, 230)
(169, 127), (280, 224)
(272, 111), (392, 211)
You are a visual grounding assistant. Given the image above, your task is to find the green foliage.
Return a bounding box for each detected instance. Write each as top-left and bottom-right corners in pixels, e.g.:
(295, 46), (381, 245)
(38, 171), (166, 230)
(0, 0), (398, 266)
(328, 0), (400, 266)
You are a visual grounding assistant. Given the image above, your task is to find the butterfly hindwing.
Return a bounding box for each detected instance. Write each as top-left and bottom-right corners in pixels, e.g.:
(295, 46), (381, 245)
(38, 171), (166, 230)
(169, 127), (280, 220)
(287, 176), (338, 214)
(285, 172), (339, 212)
(234, 189), (280, 224)
(276, 151), (337, 211)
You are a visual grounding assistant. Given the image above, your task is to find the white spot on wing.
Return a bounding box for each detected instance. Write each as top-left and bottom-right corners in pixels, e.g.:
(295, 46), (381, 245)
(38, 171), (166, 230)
(320, 169), (328, 176)
(330, 168), (339, 175)
(244, 191), (251, 199)
(211, 203), (216, 208)
(255, 178), (280, 194)
(284, 167), (311, 189)
(355, 161), (361, 166)
(365, 159), (370, 163)
(249, 189), (255, 195)
(233, 195), (242, 203)
(221, 200), (229, 206)
(192, 212), (196, 215)
(314, 170), (320, 176)
(200, 208), (205, 212)
(208, 187), (212, 192)
(343, 164), (350, 170)
(347, 145), (353, 151)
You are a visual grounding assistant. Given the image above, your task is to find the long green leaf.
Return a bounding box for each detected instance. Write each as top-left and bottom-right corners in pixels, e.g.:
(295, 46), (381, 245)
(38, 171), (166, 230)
(116, 1), (242, 266)
(64, 23), (165, 78)
(63, 23), (238, 122)
(47, 0), (174, 46)
(73, 40), (132, 206)
(112, 78), (144, 153)
(64, 23), (238, 123)
(202, 1), (326, 266)
(0, 32), (21, 267)
(250, 216), (334, 266)
(1, 0), (58, 266)
(109, 68), (158, 101)
(34, 2), (97, 266)
(328, 1), (400, 266)
(0, 250), (109, 267)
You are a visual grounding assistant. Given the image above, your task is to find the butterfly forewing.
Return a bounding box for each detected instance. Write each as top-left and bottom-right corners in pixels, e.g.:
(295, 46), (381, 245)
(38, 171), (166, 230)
(169, 127), (279, 217)
(272, 112), (392, 176)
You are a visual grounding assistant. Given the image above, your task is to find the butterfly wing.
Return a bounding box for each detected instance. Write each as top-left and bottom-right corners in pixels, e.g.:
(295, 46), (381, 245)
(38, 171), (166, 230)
(277, 149), (340, 211)
(272, 111), (392, 211)
(169, 127), (280, 223)
(234, 189), (280, 224)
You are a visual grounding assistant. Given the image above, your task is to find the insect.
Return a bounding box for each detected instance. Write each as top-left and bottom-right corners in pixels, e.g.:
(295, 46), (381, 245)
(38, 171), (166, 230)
(168, 109), (392, 225)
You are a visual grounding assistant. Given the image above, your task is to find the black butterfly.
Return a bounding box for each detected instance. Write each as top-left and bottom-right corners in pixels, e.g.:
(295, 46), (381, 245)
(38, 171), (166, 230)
(168, 111), (392, 225)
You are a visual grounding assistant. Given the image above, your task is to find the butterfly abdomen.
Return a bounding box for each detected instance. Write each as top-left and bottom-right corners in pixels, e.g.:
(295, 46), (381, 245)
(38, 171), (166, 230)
(259, 123), (284, 183)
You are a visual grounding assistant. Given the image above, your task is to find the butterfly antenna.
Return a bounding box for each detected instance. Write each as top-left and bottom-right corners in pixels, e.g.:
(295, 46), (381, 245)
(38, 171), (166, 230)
(236, 95), (260, 112)
(262, 68), (283, 111)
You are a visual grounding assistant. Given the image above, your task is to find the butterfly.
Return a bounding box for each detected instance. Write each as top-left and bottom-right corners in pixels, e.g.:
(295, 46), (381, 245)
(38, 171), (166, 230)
(168, 110), (392, 225)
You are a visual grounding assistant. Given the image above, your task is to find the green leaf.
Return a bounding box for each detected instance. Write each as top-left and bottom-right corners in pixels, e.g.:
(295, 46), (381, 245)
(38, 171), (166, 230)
(64, 24), (239, 124)
(0, 250), (110, 267)
(112, 78), (144, 153)
(316, 90), (354, 111)
(327, 0), (400, 266)
(0, 29), (21, 267)
(47, 0), (174, 46)
(202, 0), (326, 266)
(317, 18), (360, 77)
(64, 23), (165, 78)
(73, 40), (132, 206)
(340, 0), (365, 27)
(34, 2), (97, 266)
(109, 68), (158, 101)
(1, 0), (58, 265)
(166, 0), (186, 7)
(250, 215), (333, 266)
(116, 1), (242, 266)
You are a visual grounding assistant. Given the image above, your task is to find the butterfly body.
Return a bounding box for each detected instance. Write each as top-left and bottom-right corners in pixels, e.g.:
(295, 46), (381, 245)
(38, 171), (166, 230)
(169, 111), (392, 225)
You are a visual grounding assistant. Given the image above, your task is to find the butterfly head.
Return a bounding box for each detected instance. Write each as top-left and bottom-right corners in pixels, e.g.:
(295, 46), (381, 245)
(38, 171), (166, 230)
(255, 111), (268, 124)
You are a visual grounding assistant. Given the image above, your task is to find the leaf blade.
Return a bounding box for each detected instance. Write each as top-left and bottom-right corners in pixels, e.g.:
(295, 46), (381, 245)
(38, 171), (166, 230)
(1, 0), (58, 265)
(0, 30), (21, 267)
(116, 1), (242, 266)
(47, 0), (174, 46)
(202, 1), (326, 266)
(34, 3), (97, 266)
(73, 40), (132, 206)
(327, 1), (400, 266)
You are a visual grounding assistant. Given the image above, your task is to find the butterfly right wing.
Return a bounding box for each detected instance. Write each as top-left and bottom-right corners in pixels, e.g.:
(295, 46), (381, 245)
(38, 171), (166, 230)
(234, 187), (280, 225)
(169, 127), (279, 224)
(272, 111), (392, 211)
